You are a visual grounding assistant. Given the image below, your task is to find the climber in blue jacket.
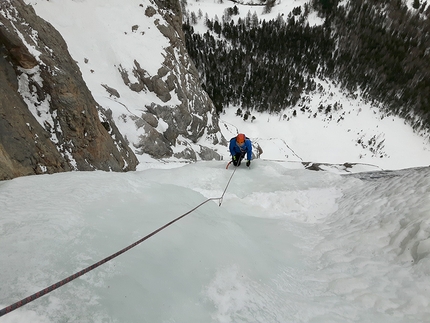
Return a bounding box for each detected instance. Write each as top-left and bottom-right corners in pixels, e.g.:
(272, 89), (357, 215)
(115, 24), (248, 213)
(229, 133), (252, 167)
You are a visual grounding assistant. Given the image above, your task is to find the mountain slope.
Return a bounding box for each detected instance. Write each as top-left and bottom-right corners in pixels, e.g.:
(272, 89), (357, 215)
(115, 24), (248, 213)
(0, 0), (138, 180)
(24, 0), (226, 164)
(12, 0), (430, 172)
(184, 0), (430, 130)
(184, 0), (430, 169)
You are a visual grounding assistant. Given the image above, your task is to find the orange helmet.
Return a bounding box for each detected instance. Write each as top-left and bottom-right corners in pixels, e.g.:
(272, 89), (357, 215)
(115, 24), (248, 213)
(236, 133), (245, 144)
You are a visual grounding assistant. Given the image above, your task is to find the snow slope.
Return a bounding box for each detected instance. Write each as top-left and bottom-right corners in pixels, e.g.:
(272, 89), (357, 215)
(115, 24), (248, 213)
(1, 161), (430, 322)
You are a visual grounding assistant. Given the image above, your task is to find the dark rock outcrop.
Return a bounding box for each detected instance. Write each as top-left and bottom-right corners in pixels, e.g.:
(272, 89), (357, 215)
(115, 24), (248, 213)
(117, 1), (226, 161)
(0, 0), (138, 180)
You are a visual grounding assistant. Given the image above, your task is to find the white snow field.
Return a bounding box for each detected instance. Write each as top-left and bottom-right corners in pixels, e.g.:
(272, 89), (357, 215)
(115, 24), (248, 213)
(1, 161), (430, 322)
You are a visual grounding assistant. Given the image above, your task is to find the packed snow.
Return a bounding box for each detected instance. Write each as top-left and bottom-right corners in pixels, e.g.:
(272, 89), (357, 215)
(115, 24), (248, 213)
(1, 161), (430, 322)
(2, 0), (430, 322)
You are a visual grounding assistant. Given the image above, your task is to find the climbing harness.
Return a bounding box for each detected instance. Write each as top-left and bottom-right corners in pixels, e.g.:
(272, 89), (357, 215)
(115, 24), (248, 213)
(0, 165), (238, 318)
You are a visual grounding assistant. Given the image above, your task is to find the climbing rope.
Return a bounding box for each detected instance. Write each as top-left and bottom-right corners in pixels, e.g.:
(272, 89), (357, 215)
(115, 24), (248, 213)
(218, 165), (237, 206)
(0, 166), (238, 318)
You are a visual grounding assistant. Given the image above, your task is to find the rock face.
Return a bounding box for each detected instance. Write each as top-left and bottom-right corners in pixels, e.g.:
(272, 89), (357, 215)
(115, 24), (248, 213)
(115, 0), (227, 160)
(0, 0), (226, 181)
(0, 0), (138, 180)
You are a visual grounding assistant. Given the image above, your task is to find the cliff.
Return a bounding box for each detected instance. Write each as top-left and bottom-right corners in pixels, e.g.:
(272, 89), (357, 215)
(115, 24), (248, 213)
(0, 0), (138, 180)
(0, 0), (226, 180)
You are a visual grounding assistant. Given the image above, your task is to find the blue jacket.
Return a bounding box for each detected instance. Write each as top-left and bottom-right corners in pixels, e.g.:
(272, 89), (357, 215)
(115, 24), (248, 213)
(229, 137), (252, 160)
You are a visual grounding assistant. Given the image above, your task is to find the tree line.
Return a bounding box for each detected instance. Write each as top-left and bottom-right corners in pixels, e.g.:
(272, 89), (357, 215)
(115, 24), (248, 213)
(183, 0), (430, 133)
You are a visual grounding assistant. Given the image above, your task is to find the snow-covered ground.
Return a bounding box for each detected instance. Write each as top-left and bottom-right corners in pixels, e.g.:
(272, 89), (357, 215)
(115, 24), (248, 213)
(1, 161), (430, 322)
(218, 86), (430, 170)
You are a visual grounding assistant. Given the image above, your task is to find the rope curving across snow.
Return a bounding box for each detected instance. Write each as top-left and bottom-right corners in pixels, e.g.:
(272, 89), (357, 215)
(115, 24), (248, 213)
(0, 166), (238, 318)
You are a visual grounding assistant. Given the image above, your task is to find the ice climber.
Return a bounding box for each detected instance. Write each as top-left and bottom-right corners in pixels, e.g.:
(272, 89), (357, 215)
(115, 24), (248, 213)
(229, 133), (252, 167)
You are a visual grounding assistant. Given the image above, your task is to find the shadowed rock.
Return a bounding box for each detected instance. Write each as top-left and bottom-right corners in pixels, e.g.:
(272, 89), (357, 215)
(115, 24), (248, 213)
(0, 0), (138, 180)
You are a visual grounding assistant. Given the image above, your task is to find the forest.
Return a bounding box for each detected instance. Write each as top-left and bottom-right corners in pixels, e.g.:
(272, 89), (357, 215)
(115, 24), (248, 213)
(183, 0), (430, 132)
